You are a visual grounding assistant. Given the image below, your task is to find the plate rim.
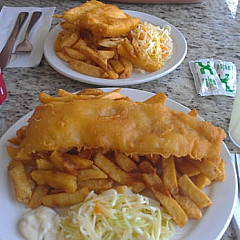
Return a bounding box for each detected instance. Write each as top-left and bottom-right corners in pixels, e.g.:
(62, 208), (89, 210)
(0, 88), (237, 240)
(44, 10), (187, 86)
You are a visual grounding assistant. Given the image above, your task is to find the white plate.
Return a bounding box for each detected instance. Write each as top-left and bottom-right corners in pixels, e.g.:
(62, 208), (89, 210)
(0, 88), (237, 240)
(44, 11), (187, 86)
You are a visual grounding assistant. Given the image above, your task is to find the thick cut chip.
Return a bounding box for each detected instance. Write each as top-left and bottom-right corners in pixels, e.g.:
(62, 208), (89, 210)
(114, 151), (138, 172)
(42, 187), (89, 207)
(94, 153), (131, 184)
(28, 185), (49, 209)
(191, 173), (211, 189)
(191, 159), (222, 180)
(172, 193), (202, 219)
(77, 179), (113, 192)
(161, 156), (178, 195)
(77, 168), (108, 181)
(142, 173), (188, 227)
(31, 170), (77, 193)
(70, 60), (105, 78)
(8, 161), (32, 204)
(175, 158), (200, 177)
(178, 174), (212, 208)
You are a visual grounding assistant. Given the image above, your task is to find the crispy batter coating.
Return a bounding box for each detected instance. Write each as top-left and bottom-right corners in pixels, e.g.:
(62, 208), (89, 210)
(20, 97), (226, 166)
(62, 0), (140, 37)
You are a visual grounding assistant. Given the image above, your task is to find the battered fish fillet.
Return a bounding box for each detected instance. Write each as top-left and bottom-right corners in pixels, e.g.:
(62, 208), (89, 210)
(62, 0), (140, 37)
(20, 97), (226, 166)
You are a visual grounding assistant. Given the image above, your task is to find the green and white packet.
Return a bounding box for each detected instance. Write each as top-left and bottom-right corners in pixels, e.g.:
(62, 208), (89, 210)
(214, 59), (237, 96)
(189, 58), (237, 97)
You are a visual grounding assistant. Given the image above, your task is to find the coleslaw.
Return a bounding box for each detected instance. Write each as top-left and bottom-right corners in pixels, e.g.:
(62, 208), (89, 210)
(131, 22), (173, 67)
(58, 188), (175, 240)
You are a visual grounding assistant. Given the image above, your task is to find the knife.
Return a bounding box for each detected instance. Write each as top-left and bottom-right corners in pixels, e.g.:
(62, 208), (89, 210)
(0, 12), (29, 71)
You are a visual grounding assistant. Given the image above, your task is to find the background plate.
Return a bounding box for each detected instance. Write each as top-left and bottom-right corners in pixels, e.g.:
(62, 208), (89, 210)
(44, 11), (187, 86)
(0, 88), (236, 240)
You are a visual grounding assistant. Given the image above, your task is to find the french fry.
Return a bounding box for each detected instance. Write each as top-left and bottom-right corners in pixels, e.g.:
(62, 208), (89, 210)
(74, 39), (108, 71)
(36, 158), (54, 170)
(109, 59), (124, 74)
(28, 185), (49, 208)
(42, 187), (89, 207)
(77, 88), (103, 96)
(145, 154), (161, 166)
(69, 60), (105, 78)
(128, 181), (146, 193)
(60, 21), (79, 30)
(191, 159), (222, 180)
(144, 92), (166, 104)
(172, 193), (202, 219)
(191, 173), (211, 189)
(96, 89), (125, 100)
(143, 173), (188, 227)
(161, 156), (178, 195)
(188, 108), (198, 117)
(98, 37), (124, 48)
(123, 38), (136, 58)
(94, 153), (131, 184)
(178, 174), (212, 208)
(138, 160), (156, 174)
(64, 47), (87, 61)
(31, 170), (77, 193)
(98, 50), (115, 59)
(59, 32), (79, 49)
(175, 158), (200, 177)
(214, 159), (225, 182)
(77, 179), (113, 192)
(119, 57), (133, 79)
(50, 151), (78, 175)
(63, 153), (93, 169)
(8, 161), (32, 203)
(114, 151), (138, 172)
(77, 168), (108, 181)
(56, 51), (75, 62)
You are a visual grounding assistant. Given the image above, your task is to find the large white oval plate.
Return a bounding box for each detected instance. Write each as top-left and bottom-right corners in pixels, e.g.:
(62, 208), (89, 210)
(0, 88), (236, 240)
(44, 11), (187, 86)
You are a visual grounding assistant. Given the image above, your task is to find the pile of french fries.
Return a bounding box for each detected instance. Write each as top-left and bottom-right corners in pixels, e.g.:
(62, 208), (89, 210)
(7, 89), (225, 228)
(54, 11), (161, 79)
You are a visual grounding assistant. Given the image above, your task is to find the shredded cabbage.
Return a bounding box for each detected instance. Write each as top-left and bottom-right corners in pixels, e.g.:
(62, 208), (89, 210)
(58, 188), (175, 240)
(131, 22), (173, 67)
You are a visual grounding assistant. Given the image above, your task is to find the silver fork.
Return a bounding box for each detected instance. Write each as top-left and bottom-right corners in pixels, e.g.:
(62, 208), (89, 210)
(15, 11), (42, 53)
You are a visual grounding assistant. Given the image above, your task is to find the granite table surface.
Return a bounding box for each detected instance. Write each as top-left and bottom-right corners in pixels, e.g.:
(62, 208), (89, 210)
(0, 0), (239, 239)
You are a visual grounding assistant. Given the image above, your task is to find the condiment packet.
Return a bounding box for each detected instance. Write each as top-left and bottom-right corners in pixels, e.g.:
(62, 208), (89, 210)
(189, 58), (237, 97)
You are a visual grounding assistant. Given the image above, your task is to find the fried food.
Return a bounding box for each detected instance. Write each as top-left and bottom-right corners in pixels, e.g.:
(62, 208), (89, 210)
(20, 92), (225, 166)
(62, 0), (140, 37)
(7, 89), (227, 228)
(53, 0), (169, 79)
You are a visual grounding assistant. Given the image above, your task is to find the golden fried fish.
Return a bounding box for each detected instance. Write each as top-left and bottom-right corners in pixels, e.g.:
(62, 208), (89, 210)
(20, 95), (226, 166)
(63, 0), (140, 37)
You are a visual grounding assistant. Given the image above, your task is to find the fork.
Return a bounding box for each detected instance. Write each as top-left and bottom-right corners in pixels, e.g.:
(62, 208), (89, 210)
(15, 11), (42, 53)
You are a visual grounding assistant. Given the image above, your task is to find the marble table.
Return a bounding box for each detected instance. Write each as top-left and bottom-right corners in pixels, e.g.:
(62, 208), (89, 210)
(1, 0), (239, 239)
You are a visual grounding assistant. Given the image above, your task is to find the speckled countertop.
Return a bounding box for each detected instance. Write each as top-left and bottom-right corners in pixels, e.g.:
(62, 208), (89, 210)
(0, 0), (239, 239)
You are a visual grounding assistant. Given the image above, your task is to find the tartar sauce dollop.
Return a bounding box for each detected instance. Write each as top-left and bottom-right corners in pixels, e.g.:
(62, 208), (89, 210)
(19, 206), (60, 240)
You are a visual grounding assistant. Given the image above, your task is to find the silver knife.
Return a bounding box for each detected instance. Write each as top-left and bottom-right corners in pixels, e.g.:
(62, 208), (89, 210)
(0, 12), (29, 71)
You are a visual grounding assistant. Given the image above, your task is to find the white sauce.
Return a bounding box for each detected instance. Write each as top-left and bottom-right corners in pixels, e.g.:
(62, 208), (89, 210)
(19, 206), (60, 240)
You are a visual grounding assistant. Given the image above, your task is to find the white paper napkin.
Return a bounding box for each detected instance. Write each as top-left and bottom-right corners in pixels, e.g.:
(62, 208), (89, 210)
(0, 6), (55, 68)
